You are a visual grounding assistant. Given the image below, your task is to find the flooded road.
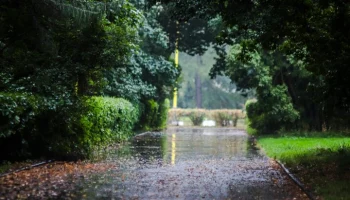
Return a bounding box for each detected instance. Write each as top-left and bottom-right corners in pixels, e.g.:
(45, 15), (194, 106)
(0, 128), (307, 199)
(61, 128), (306, 199)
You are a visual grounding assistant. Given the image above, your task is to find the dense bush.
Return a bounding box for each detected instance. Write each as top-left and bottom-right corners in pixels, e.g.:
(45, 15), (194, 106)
(0, 93), (42, 138)
(138, 98), (170, 130)
(139, 99), (159, 130)
(167, 108), (245, 127)
(168, 108), (208, 125)
(0, 93), (44, 159)
(156, 99), (170, 129)
(212, 111), (231, 127)
(211, 109), (244, 127)
(0, 1), (179, 161)
(83, 97), (139, 142)
(0, 95), (139, 160)
(39, 96), (139, 159)
(246, 86), (299, 134)
(244, 100), (258, 135)
(188, 110), (206, 126)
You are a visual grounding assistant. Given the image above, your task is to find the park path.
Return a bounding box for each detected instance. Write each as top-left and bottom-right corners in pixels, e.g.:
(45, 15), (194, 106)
(0, 128), (308, 199)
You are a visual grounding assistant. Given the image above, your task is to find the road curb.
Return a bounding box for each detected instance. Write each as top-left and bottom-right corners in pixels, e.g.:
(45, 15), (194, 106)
(276, 160), (316, 200)
(0, 160), (54, 178)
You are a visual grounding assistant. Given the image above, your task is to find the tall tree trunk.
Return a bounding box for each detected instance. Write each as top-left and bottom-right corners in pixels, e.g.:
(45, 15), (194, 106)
(195, 55), (202, 108)
(195, 72), (202, 108)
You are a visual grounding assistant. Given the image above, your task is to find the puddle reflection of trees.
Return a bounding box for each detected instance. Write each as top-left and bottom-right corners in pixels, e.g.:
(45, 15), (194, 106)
(130, 129), (252, 166)
(164, 129), (249, 162)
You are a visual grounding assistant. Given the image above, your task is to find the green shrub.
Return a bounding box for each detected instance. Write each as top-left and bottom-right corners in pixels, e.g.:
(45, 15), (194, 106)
(35, 96), (139, 159)
(0, 93), (43, 159)
(210, 109), (244, 127)
(244, 99), (257, 135)
(138, 98), (170, 131)
(0, 93), (42, 138)
(83, 96), (139, 142)
(29, 96), (140, 159)
(246, 86), (299, 134)
(214, 112), (231, 126)
(0, 95), (139, 160)
(156, 99), (170, 129)
(188, 110), (206, 126)
(139, 99), (159, 130)
(167, 108), (245, 127)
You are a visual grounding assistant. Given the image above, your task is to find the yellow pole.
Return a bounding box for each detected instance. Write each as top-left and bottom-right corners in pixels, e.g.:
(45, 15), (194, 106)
(173, 21), (179, 108)
(171, 134), (176, 165)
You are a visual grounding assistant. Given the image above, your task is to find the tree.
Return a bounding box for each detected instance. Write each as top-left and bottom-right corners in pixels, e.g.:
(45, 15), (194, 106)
(177, 48), (247, 109)
(0, 0), (179, 159)
(0, 0), (141, 98)
(154, 0), (350, 132)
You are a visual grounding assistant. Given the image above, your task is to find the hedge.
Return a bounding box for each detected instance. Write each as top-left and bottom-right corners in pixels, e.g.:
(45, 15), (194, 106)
(168, 108), (245, 127)
(138, 98), (170, 131)
(81, 96), (139, 144)
(0, 94), (139, 160)
(0, 93), (44, 159)
(36, 96), (140, 159)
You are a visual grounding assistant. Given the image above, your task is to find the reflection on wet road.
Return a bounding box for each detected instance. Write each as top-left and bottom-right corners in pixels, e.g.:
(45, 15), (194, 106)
(66, 128), (306, 199)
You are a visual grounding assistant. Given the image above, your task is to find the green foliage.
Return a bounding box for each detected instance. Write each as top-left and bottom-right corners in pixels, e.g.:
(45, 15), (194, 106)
(138, 98), (170, 131)
(0, 0), (141, 98)
(212, 112), (230, 127)
(157, 99), (170, 129)
(258, 134), (350, 199)
(46, 97), (139, 159)
(156, 0), (350, 133)
(188, 111), (206, 126)
(0, 0), (179, 161)
(0, 93), (42, 138)
(142, 99), (159, 130)
(244, 100), (257, 135)
(0, 95), (139, 160)
(0, 93), (45, 159)
(176, 48), (247, 109)
(210, 109), (243, 127)
(0, 93), (82, 159)
(259, 137), (350, 165)
(81, 97), (139, 144)
(246, 86), (299, 134)
(226, 44), (300, 134)
(104, 2), (180, 105)
(168, 108), (244, 127)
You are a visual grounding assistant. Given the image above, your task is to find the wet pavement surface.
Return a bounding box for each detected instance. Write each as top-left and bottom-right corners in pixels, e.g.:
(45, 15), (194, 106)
(0, 128), (308, 199)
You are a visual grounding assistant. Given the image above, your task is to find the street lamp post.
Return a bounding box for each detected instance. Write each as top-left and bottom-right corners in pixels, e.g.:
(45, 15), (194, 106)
(173, 21), (179, 109)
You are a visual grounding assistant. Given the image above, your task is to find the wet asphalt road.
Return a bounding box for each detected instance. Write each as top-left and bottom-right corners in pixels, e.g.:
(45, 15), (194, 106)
(0, 127), (308, 199)
(65, 128), (307, 200)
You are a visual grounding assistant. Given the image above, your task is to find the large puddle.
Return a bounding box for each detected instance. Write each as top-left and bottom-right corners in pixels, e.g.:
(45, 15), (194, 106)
(48, 127), (305, 199)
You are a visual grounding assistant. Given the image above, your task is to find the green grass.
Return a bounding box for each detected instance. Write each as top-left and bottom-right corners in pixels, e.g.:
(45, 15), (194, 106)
(259, 137), (350, 164)
(314, 180), (350, 200)
(258, 134), (350, 200)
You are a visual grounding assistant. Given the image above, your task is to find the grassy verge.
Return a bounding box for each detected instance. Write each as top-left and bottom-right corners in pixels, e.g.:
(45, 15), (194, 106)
(258, 133), (350, 200)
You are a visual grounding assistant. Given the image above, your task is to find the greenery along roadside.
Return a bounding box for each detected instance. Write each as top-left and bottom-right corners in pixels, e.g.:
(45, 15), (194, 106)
(0, 95), (140, 160)
(258, 134), (350, 199)
(168, 108), (245, 127)
(0, 1), (180, 161)
(154, 0), (350, 134)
